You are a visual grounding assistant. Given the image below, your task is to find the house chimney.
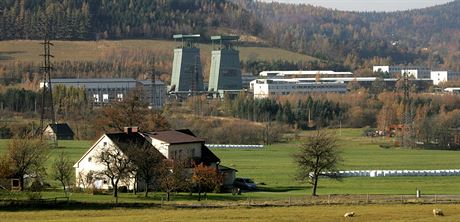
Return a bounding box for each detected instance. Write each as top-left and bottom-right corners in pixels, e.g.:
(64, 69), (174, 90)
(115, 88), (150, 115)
(124, 126), (139, 134)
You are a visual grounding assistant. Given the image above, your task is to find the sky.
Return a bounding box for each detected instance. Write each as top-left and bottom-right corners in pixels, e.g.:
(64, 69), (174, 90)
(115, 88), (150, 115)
(263, 0), (454, 12)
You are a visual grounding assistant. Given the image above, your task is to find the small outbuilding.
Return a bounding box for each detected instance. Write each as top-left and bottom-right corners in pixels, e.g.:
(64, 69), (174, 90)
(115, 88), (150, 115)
(43, 123), (75, 140)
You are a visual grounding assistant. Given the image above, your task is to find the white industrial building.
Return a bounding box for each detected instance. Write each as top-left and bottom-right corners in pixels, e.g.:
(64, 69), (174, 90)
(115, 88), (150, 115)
(259, 70), (353, 77)
(444, 87), (460, 94)
(431, 71), (460, 85)
(250, 78), (348, 98)
(400, 69), (431, 79)
(373, 65), (430, 79)
(40, 78), (166, 108)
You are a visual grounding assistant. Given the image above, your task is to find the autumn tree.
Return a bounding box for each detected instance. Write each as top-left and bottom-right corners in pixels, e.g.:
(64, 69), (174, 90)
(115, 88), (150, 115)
(158, 160), (190, 201)
(51, 152), (74, 197)
(293, 130), (341, 196)
(3, 139), (49, 191)
(191, 163), (222, 201)
(96, 90), (170, 133)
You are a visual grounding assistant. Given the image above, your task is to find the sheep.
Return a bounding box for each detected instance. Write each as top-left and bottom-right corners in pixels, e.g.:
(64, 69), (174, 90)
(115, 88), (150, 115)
(344, 212), (355, 217)
(433, 209), (444, 216)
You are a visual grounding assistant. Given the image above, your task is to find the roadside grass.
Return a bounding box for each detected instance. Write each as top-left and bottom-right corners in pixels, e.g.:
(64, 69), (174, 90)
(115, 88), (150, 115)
(1, 204), (460, 222)
(0, 40), (318, 64)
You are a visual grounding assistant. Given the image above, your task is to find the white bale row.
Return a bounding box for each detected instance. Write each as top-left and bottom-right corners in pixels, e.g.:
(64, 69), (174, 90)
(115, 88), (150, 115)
(206, 144), (264, 149)
(323, 169), (460, 177)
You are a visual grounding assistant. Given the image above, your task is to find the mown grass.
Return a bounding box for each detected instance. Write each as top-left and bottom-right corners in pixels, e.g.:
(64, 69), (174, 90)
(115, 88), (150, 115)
(1, 205), (460, 222)
(0, 40), (318, 64)
(2, 128), (460, 197)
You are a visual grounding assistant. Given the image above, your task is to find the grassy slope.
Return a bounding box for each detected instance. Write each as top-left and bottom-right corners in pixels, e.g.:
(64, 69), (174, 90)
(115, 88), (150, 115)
(0, 40), (318, 63)
(1, 128), (460, 195)
(2, 205), (460, 222)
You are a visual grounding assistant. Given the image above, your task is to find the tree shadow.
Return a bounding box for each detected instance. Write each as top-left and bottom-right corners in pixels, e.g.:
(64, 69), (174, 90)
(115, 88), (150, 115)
(257, 186), (305, 192)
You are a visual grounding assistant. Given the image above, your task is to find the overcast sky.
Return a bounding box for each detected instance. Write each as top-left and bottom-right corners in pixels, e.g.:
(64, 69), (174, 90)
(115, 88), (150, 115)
(262, 0), (454, 12)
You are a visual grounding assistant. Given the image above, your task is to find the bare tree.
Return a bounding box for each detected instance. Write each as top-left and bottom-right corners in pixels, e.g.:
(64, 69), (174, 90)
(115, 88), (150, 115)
(125, 142), (165, 197)
(96, 145), (134, 199)
(76, 171), (94, 190)
(191, 163), (222, 201)
(51, 152), (73, 197)
(4, 139), (49, 191)
(293, 130), (341, 196)
(95, 90), (170, 133)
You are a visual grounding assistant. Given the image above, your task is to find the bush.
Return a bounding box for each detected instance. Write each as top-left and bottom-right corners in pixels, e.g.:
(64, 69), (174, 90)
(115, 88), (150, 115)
(28, 180), (45, 192)
(0, 125), (12, 139)
(118, 186), (128, 193)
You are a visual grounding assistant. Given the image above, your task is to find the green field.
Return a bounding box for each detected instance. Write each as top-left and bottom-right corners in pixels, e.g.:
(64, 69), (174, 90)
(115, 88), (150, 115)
(1, 128), (460, 197)
(0, 40), (318, 64)
(1, 205), (460, 222)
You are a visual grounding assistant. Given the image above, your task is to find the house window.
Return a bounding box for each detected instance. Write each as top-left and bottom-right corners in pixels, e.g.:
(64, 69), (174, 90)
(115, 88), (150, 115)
(88, 157), (92, 162)
(103, 142), (107, 146)
(93, 94), (99, 103)
(117, 93), (123, 101)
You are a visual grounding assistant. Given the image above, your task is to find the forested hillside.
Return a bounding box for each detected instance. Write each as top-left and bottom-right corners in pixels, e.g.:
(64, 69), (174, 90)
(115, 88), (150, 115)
(233, 0), (460, 70)
(1, 0), (460, 70)
(0, 0), (261, 40)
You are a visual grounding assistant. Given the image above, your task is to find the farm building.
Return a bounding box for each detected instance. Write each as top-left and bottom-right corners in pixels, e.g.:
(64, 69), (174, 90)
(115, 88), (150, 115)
(73, 128), (236, 191)
(43, 123), (75, 140)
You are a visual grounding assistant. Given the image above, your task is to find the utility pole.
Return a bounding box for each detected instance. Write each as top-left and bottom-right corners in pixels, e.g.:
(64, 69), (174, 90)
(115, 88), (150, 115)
(401, 72), (413, 148)
(39, 16), (57, 147)
(150, 58), (157, 109)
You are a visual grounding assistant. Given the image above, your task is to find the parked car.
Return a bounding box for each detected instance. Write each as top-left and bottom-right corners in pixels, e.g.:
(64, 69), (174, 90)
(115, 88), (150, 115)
(233, 178), (257, 190)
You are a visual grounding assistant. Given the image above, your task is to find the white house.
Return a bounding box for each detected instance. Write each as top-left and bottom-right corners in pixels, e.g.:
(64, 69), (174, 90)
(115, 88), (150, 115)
(73, 128), (234, 191)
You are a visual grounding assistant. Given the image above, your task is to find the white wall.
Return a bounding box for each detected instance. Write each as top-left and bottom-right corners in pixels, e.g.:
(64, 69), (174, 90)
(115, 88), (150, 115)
(168, 143), (202, 160)
(373, 66), (390, 73)
(74, 135), (135, 190)
(431, 71), (448, 85)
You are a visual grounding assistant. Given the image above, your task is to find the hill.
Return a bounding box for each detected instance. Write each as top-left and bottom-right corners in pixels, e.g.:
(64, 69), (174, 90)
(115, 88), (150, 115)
(0, 40), (321, 84)
(1, 0), (460, 71)
(0, 40), (317, 64)
(233, 0), (460, 70)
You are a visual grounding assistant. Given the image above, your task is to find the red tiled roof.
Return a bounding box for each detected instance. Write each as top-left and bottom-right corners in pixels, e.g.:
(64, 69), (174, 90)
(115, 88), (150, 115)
(146, 130), (204, 144)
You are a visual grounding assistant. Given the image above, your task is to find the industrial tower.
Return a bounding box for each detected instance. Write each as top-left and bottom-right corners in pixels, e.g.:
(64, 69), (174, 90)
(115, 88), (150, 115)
(208, 35), (242, 92)
(170, 34), (204, 92)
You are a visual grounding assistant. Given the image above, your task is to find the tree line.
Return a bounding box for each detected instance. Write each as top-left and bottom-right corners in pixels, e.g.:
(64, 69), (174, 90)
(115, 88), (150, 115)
(234, 0), (460, 71)
(3, 0), (460, 71)
(0, 0), (261, 40)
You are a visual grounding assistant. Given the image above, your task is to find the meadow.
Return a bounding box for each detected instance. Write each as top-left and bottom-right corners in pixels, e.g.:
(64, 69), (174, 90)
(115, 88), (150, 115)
(1, 205), (460, 222)
(1, 128), (460, 199)
(0, 40), (318, 64)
